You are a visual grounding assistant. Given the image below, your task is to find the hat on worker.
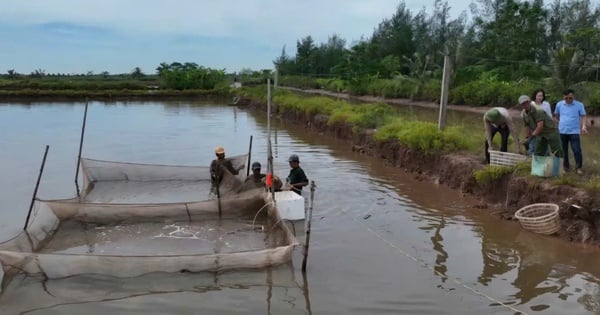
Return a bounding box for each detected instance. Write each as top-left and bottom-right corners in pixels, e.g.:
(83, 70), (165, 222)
(214, 146), (225, 154)
(288, 154), (299, 162)
(251, 162), (261, 170)
(518, 95), (531, 105)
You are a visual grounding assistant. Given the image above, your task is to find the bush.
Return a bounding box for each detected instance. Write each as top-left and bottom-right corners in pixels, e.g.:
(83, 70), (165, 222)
(473, 165), (513, 186)
(450, 78), (537, 107)
(373, 118), (469, 152)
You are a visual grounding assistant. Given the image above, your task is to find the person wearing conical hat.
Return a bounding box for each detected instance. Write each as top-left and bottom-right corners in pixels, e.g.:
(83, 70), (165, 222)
(483, 107), (520, 164)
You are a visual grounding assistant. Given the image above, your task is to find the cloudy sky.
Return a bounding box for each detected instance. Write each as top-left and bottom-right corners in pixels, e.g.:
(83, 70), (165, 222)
(0, 0), (472, 75)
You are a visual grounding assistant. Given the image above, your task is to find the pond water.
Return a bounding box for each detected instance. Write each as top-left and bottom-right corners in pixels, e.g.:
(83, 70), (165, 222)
(1, 101), (600, 314)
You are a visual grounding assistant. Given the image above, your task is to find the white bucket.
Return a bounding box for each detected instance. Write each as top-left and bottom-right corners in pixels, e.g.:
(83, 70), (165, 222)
(274, 191), (305, 221)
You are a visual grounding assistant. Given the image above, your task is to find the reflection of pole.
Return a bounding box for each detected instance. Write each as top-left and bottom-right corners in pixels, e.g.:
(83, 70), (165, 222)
(247, 135), (253, 177)
(302, 181), (316, 272)
(75, 100), (89, 196)
(24, 145), (50, 230)
(266, 267), (273, 315)
(438, 53), (451, 130)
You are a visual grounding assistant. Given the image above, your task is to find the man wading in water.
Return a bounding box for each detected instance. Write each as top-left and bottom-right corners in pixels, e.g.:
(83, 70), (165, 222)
(210, 146), (244, 197)
(285, 154), (308, 195)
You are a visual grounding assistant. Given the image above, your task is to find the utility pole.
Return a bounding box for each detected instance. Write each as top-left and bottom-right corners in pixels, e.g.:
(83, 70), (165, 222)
(438, 51), (452, 130)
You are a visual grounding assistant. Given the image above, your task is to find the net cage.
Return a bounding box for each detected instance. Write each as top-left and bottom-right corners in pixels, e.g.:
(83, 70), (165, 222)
(0, 155), (299, 292)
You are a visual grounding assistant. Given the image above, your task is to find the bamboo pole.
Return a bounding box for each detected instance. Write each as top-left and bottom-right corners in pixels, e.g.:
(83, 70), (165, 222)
(24, 145), (50, 230)
(75, 100), (89, 196)
(246, 135), (253, 177)
(302, 180), (316, 272)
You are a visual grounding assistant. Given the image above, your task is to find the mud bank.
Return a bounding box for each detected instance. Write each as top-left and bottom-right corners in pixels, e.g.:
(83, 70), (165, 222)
(246, 98), (600, 246)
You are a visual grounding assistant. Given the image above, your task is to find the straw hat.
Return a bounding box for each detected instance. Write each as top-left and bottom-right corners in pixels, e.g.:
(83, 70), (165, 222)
(214, 146), (225, 154)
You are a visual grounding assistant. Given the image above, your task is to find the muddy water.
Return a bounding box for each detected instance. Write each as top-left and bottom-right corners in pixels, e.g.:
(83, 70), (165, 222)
(1, 101), (600, 314)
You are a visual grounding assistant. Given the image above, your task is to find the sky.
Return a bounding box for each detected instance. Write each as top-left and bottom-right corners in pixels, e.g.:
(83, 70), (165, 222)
(0, 0), (472, 75)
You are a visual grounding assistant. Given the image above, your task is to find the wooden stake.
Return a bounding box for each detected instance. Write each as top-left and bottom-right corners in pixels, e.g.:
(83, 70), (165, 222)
(24, 145), (50, 230)
(302, 181), (316, 272)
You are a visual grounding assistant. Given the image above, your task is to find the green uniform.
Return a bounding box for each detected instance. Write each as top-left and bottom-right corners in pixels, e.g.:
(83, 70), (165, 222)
(287, 167), (308, 195)
(522, 104), (564, 157)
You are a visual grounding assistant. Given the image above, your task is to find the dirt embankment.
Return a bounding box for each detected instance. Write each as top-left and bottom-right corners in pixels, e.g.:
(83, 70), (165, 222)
(245, 97), (600, 246)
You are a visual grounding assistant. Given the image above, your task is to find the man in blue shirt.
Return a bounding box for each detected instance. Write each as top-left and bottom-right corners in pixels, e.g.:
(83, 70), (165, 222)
(554, 89), (588, 175)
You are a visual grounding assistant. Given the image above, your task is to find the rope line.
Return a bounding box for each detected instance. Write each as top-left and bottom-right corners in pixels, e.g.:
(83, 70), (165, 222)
(337, 207), (529, 315)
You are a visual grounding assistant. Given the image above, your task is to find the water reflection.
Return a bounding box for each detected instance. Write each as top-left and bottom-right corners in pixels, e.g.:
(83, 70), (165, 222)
(1, 264), (313, 315)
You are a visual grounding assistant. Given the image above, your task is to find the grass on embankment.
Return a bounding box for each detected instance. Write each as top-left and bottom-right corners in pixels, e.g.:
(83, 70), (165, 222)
(242, 86), (482, 154)
(242, 85), (600, 190)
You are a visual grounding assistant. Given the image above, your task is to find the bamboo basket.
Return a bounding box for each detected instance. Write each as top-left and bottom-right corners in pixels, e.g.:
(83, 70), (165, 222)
(514, 203), (560, 235)
(489, 150), (528, 167)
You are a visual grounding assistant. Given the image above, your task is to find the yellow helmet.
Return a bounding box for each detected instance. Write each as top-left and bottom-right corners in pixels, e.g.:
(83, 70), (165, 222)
(214, 146), (225, 154)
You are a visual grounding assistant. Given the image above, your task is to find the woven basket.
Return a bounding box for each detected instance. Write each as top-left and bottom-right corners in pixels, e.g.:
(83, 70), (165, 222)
(514, 203), (560, 235)
(489, 150), (528, 167)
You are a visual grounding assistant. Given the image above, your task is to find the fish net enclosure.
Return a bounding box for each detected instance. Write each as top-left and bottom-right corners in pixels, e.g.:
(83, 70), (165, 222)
(80, 155), (248, 203)
(0, 156), (298, 285)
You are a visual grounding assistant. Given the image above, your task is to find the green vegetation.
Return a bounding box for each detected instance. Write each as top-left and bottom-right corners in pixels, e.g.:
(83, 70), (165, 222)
(374, 119), (470, 152)
(156, 62), (226, 90)
(245, 86), (480, 153)
(273, 0), (600, 113)
(0, 63), (241, 99)
(473, 166), (514, 186)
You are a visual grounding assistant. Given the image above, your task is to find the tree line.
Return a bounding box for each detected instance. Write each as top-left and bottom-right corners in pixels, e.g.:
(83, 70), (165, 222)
(273, 0), (600, 110)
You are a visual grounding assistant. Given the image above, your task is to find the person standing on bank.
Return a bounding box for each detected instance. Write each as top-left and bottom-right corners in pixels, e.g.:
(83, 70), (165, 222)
(210, 146), (244, 192)
(483, 107), (521, 163)
(554, 89), (587, 175)
(523, 89), (553, 156)
(286, 154), (308, 195)
(519, 95), (564, 158)
(532, 89), (553, 118)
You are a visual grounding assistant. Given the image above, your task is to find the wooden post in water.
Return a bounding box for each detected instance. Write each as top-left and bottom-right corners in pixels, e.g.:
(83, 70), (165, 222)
(75, 100), (89, 196)
(267, 78), (271, 142)
(24, 145), (50, 230)
(247, 135), (253, 177)
(216, 179), (222, 219)
(438, 53), (451, 130)
(302, 180), (316, 273)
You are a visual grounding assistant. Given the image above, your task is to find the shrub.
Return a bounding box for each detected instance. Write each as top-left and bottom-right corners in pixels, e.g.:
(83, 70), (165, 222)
(473, 165), (513, 186)
(374, 118), (470, 152)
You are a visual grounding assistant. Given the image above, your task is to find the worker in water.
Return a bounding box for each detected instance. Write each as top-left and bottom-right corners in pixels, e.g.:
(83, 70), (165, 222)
(240, 162), (267, 191)
(210, 146), (244, 193)
(286, 154), (308, 195)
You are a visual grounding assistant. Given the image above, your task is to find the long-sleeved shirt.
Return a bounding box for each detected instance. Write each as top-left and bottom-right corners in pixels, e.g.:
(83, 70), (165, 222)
(483, 107), (520, 152)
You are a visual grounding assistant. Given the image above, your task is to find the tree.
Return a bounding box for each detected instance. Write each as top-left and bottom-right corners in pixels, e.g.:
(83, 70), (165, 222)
(7, 69), (17, 79)
(131, 67), (145, 78)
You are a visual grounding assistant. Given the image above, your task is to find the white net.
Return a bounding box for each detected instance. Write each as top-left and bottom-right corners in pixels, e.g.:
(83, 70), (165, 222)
(0, 157), (299, 287)
(80, 155), (248, 203)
